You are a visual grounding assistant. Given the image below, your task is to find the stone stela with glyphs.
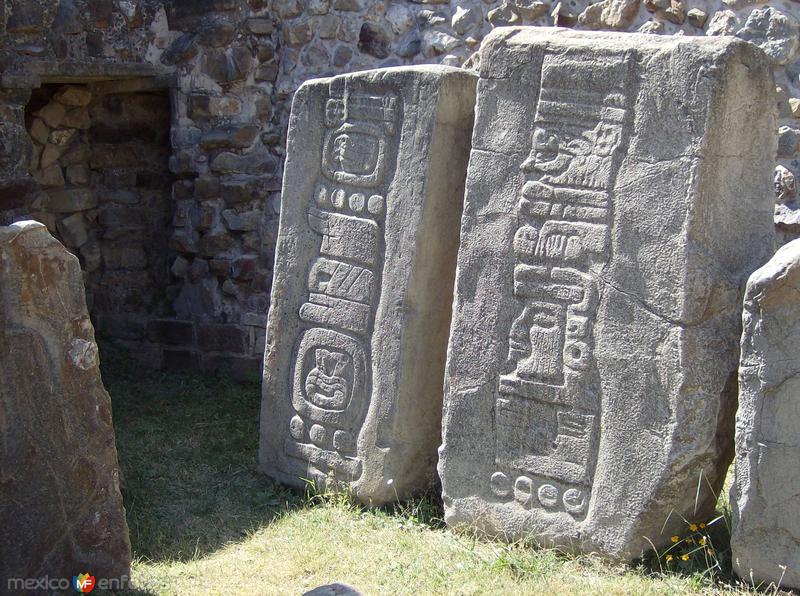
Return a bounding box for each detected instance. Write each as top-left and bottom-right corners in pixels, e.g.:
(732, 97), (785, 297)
(491, 51), (633, 519)
(261, 66), (477, 505)
(287, 83), (400, 484)
(438, 29), (777, 559)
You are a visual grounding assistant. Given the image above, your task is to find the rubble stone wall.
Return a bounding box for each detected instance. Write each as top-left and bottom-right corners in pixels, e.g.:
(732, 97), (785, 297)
(0, 0), (797, 376)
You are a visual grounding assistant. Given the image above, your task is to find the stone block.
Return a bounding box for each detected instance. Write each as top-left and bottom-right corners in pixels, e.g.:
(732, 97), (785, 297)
(49, 128), (77, 146)
(29, 118), (49, 145)
(66, 164), (90, 186)
(48, 188), (97, 213)
(259, 66), (477, 504)
(34, 164), (65, 188)
(190, 94), (243, 119)
(198, 20), (237, 47)
(80, 239), (102, 273)
(147, 319), (195, 346)
(200, 125), (260, 150)
(41, 143), (65, 169)
(36, 101), (67, 129)
(231, 254), (258, 280)
(0, 221), (130, 583)
(95, 313), (147, 340)
(58, 142), (90, 167)
(161, 33), (199, 66)
(57, 212), (88, 248)
(203, 47), (254, 84)
(200, 229), (236, 256)
(209, 258), (231, 276)
(198, 323), (247, 353)
(731, 240), (800, 589)
(170, 229), (200, 255)
(6, 3), (47, 33)
(53, 86), (92, 107)
(222, 208), (261, 231)
(102, 244), (148, 270)
(246, 17), (274, 34)
(438, 29), (776, 559)
(210, 149), (277, 175)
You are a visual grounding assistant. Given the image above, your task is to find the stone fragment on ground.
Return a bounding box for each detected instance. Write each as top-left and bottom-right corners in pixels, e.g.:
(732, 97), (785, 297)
(731, 239), (800, 590)
(0, 221), (131, 584)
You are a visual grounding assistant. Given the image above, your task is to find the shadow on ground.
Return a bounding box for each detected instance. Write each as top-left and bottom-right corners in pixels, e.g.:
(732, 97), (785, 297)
(102, 343), (304, 564)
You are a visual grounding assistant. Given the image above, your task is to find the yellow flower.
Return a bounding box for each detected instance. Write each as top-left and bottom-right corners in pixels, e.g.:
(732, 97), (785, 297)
(707, 548), (716, 556)
(681, 554), (690, 561)
(689, 523), (698, 532)
(699, 537), (707, 546)
(671, 535), (680, 543)
(699, 522), (706, 529)
(686, 537), (694, 544)
(665, 555), (674, 562)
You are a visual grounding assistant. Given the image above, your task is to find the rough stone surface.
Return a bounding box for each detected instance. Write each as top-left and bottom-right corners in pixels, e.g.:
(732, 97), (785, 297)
(1, 0), (800, 382)
(0, 221), (131, 584)
(260, 66), (476, 504)
(439, 28), (776, 559)
(730, 239), (800, 590)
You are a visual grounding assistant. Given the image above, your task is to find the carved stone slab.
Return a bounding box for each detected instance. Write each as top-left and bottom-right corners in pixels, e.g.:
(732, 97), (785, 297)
(731, 239), (800, 589)
(260, 66), (476, 504)
(0, 221), (131, 583)
(439, 28), (776, 559)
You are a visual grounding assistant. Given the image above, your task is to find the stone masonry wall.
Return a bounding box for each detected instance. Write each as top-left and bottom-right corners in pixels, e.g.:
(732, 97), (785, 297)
(0, 0), (798, 378)
(0, 0), (282, 378)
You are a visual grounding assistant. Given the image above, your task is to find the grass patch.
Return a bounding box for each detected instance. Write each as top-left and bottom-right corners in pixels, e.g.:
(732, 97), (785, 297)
(102, 346), (785, 595)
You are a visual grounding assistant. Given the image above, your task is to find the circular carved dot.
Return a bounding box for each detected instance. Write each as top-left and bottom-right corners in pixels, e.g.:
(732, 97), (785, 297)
(289, 415), (305, 440)
(348, 193), (365, 212)
(315, 185), (328, 206)
(309, 424), (327, 447)
(332, 189), (346, 209)
(332, 430), (355, 452)
(367, 194), (384, 215)
(563, 488), (587, 515)
(490, 472), (511, 498)
(514, 476), (535, 508)
(537, 484), (559, 508)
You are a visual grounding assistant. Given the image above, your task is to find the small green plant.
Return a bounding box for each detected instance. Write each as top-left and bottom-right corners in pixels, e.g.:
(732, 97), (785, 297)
(641, 470), (736, 587)
(655, 516), (724, 576)
(302, 472), (358, 510)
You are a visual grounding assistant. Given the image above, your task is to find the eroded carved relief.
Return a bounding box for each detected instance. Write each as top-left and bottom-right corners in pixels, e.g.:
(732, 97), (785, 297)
(286, 83), (400, 482)
(492, 53), (633, 517)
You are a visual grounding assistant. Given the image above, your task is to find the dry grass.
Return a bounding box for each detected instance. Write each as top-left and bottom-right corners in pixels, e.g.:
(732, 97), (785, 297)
(101, 345), (787, 596)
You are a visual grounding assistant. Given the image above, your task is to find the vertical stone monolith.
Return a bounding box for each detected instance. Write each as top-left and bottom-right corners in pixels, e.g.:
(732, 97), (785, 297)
(260, 66), (476, 504)
(0, 220), (131, 587)
(439, 28), (776, 559)
(731, 239), (800, 589)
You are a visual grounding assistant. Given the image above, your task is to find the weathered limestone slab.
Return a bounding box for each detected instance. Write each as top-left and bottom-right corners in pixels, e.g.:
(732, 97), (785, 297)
(439, 28), (776, 559)
(0, 221), (131, 584)
(731, 239), (800, 589)
(260, 66), (476, 504)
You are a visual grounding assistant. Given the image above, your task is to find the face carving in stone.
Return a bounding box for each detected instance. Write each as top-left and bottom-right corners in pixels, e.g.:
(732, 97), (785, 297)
(507, 303), (565, 385)
(331, 132), (380, 176)
(521, 120), (623, 186)
(304, 347), (353, 411)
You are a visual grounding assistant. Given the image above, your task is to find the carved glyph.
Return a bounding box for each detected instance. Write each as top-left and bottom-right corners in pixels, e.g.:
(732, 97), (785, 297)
(439, 29), (776, 559)
(287, 83), (400, 483)
(491, 51), (633, 518)
(261, 66), (477, 505)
